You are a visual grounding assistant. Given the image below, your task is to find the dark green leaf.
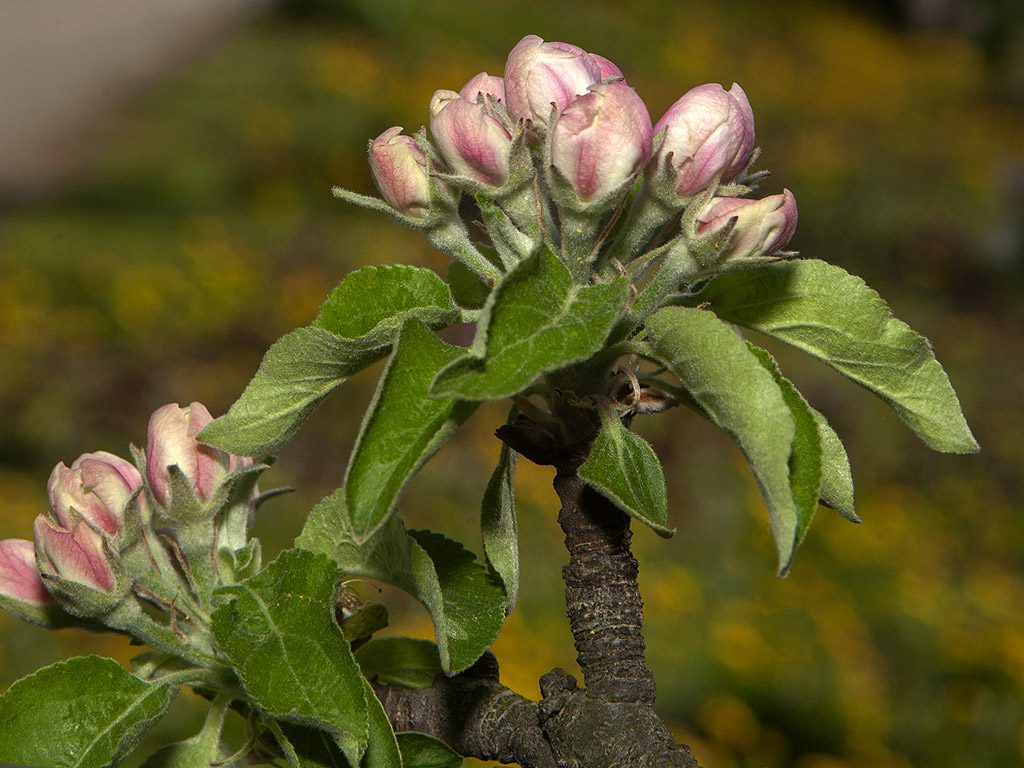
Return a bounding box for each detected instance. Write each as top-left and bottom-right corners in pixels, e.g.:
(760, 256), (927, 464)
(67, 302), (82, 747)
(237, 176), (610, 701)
(297, 515), (505, 676)
(314, 264), (460, 343)
(747, 344), (823, 549)
(698, 260), (978, 453)
(397, 732), (463, 768)
(210, 549), (368, 766)
(431, 248), (629, 400)
(578, 407), (673, 537)
(0, 655), (178, 768)
(644, 306), (799, 573)
(344, 319), (478, 543)
(355, 637), (444, 689)
(199, 326), (385, 457)
(446, 259), (491, 310)
(480, 439), (519, 612)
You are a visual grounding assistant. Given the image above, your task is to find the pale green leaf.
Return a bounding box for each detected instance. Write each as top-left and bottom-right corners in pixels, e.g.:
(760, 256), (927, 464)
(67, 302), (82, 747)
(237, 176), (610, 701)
(210, 549), (368, 766)
(698, 260), (978, 453)
(0, 655), (178, 768)
(139, 696), (231, 767)
(644, 306), (799, 573)
(480, 439), (519, 612)
(578, 408), (673, 537)
(811, 408), (858, 523)
(431, 248), (629, 400)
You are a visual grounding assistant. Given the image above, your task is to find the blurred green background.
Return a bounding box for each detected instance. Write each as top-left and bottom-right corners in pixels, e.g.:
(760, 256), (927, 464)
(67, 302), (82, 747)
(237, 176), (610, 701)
(1, 1), (1023, 766)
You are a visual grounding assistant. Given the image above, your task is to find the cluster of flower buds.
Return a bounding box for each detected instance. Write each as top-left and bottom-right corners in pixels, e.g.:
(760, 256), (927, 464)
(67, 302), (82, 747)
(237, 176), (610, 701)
(0, 402), (267, 665)
(339, 34), (798, 290)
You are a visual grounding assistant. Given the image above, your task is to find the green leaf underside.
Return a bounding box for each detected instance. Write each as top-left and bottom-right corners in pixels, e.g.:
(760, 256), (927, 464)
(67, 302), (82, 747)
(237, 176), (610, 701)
(480, 440), (520, 611)
(345, 319), (478, 543)
(811, 408), (858, 521)
(578, 408), (673, 537)
(199, 326), (385, 457)
(139, 697), (231, 767)
(397, 732), (464, 767)
(297, 514), (505, 675)
(0, 655), (178, 768)
(314, 264), (460, 342)
(200, 265), (462, 458)
(355, 637), (444, 689)
(644, 306), (799, 573)
(747, 344), (823, 548)
(698, 259), (978, 453)
(431, 248), (630, 400)
(210, 549), (368, 766)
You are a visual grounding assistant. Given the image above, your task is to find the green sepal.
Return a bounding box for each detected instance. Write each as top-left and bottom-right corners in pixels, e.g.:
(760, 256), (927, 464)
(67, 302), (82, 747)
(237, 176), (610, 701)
(431, 248), (630, 400)
(210, 549), (369, 766)
(578, 407), (673, 537)
(0, 655), (178, 768)
(696, 259), (979, 453)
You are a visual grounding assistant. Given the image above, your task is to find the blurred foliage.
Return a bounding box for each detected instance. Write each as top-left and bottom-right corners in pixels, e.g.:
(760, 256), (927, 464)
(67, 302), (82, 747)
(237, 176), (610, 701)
(1, 0), (1022, 766)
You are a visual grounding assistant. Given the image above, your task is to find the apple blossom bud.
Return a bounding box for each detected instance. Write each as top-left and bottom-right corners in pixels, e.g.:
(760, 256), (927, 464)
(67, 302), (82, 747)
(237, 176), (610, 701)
(696, 189), (799, 260)
(47, 451), (142, 538)
(430, 89), (512, 187)
(652, 83), (755, 197)
(369, 126), (433, 218)
(146, 402), (232, 506)
(590, 54), (624, 82)
(551, 82), (653, 203)
(459, 72), (505, 104)
(0, 539), (51, 605)
(503, 34), (604, 127)
(33, 516), (117, 594)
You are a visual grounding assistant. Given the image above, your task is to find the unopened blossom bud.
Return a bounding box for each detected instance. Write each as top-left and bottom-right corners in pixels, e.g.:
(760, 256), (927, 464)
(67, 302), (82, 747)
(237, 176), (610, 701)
(47, 451), (142, 538)
(0, 539), (51, 605)
(33, 516), (117, 594)
(430, 89), (512, 188)
(146, 402), (232, 506)
(503, 34), (605, 127)
(459, 72), (505, 105)
(369, 126), (433, 218)
(696, 189), (799, 260)
(652, 83), (755, 197)
(551, 82), (653, 203)
(590, 54), (624, 82)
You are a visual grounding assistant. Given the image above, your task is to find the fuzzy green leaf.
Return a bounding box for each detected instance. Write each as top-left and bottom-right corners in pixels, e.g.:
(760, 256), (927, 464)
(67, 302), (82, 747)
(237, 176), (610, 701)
(201, 265), (461, 458)
(480, 440), (519, 611)
(355, 637), (444, 689)
(210, 549), (368, 766)
(314, 264), (460, 342)
(397, 732), (464, 768)
(344, 319), (477, 543)
(0, 655), (178, 768)
(139, 696), (231, 767)
(297, 515), (505, 676)
(747, 344), (824, 547)
(645, 306), (800, 573)
(698, 259), (978, 453)
(431, 248), (629, 400)
(199, 326), (385, 457)
(578, 408), (673, 537)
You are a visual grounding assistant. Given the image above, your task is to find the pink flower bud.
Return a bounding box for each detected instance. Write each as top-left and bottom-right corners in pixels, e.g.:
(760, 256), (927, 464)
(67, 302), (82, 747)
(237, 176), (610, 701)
(47, 451), (142, 537)
(696, 190), (799, 260)
(0, 539), (51, 605)
(652, 83), (755, 197)
(503, 34), (605, 127)
(33, 516), (117, 594)
(459, 72), (505, 104)
(590, 54), (624, 81)
(551, 82), (653, 203)
(146, 402), (232, 506)
(429, 89), (512, 187)
(369, 126), (433, 218)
